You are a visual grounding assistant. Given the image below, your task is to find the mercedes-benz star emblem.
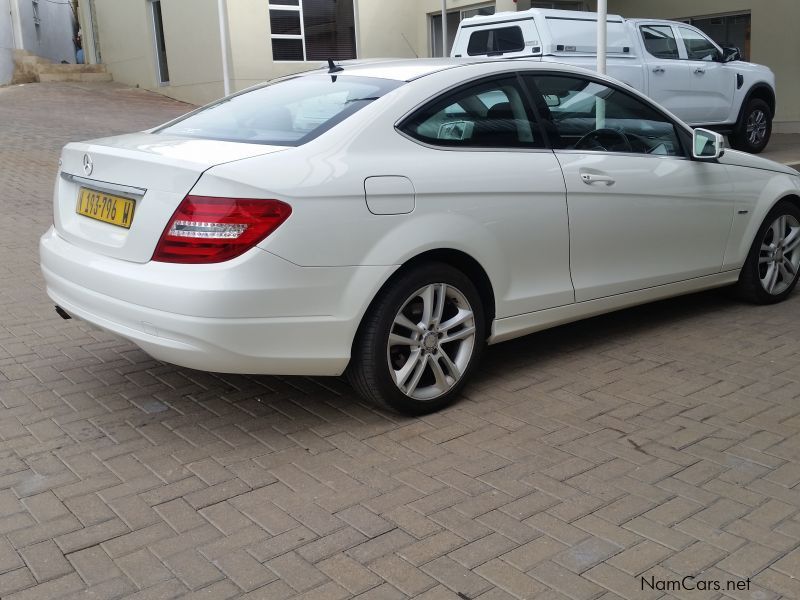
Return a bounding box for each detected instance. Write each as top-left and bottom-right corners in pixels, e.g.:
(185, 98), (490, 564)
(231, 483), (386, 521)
(82, 154), (93, 176)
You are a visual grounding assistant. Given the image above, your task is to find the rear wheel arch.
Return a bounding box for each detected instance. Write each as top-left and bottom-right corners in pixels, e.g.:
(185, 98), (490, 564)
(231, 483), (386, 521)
(352, 249), (496, 350)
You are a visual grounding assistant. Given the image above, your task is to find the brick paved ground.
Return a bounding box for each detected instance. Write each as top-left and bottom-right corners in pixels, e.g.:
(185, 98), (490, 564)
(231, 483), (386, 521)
(2, 81), (800, 600)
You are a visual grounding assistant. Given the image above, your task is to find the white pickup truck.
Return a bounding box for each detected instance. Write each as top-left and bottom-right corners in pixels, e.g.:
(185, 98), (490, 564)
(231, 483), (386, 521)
(451, 8), (776, 153)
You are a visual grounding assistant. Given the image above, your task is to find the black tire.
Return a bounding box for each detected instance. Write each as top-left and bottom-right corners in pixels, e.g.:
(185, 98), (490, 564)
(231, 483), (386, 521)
(730, 98), (772, 154)
(348, 262), (486, 415)
(737, 200), (800, 304)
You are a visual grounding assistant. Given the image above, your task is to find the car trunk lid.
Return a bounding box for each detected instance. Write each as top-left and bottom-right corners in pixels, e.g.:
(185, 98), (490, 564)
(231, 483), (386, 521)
(54, 132), (288, 263)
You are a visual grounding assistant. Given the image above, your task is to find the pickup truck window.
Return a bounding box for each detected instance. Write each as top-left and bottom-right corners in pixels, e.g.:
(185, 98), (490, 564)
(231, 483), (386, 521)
(678, 27), (721, 61)
(525, 74), (683, 157)
(640, 25), (679, 60)
(399, 76), (543, 149)
(467, 27), (525, 56)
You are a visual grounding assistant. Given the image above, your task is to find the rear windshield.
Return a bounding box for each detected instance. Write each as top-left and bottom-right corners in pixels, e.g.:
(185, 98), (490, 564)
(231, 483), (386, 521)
(156, 75), (402, 146)
(467, 26), (525, 56)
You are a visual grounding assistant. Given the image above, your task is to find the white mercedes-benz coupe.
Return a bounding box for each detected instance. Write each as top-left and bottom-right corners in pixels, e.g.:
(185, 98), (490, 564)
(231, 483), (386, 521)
(40, 59), (800, 414)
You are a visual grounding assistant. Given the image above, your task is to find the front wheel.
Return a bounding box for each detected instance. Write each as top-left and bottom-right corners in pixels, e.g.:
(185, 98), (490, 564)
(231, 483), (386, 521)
(738, 201), (800, 304)
(348, 263), (485, 415)
(730, 98), (772, 154)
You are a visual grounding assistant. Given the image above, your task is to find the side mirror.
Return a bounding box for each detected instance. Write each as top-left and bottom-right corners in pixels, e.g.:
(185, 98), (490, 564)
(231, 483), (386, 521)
(722, 46), (742, 63)
(543, 94), (561, 108)
(692, 128), (725, 160)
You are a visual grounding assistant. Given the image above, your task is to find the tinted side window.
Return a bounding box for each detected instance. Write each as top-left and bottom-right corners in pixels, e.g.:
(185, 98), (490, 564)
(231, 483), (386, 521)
(641, 25), (679, 59)
(467, 27), (525, 56)
(399, 76), (543, 149)
(679, 27), (720, 61)
(526, 75), (683, 156)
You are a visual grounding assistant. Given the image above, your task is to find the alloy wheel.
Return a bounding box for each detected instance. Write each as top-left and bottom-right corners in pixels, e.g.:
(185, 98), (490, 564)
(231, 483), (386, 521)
(747, 109), (768, 147)
(387, 283), (476, 401)
(759, 214), (800, 295)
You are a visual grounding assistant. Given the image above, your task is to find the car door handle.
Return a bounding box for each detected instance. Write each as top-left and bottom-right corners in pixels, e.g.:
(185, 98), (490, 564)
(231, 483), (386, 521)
(652, 66), (665, 73)
(581, 173), (615, 186)
(694, 67), (706, 74)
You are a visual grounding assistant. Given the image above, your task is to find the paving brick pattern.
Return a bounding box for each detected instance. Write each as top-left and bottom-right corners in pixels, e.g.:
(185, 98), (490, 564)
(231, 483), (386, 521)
(2, 81), (800, 599)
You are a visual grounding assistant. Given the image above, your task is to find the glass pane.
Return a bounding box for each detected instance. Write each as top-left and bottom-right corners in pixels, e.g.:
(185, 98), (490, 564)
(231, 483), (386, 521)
(152, 0), (169, 83)
(269, 9), (301, 35)
(679, 27), (720, 61)
(467, 26), (525, 56)
(302, 0), (357, 61)
(640, 25), (679, 59)
(158, 75), (401, 146)
(271, 38), (304, 61)
(269, 0), (300, 5)
(401, 76), (542, 149)
(691, 14), (750, 61)
(529, 75), (682, 156)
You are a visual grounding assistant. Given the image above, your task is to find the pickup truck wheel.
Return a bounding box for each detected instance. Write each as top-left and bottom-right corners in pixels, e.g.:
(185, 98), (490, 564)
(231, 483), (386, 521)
(347, 263), (485, 415)
(730, 98), (772, 154)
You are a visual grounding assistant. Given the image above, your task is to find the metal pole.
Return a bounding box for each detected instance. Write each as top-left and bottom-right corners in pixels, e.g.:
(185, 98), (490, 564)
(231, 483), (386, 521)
(441, 0), (448, 57)
(217, 0), (231, 96)
(596, 0), (607, 74)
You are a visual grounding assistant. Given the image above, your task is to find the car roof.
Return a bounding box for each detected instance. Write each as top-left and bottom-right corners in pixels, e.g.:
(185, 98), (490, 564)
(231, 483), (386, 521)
(304, 58), (606, 82)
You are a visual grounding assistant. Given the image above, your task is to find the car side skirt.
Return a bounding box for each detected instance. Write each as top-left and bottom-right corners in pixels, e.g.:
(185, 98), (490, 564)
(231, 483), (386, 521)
(490, 270), (740, 344)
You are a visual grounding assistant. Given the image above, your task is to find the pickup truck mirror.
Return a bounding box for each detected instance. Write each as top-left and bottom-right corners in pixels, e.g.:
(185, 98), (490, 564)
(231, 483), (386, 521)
(692, 128), (725, 160)
(722, 46), (742, 63)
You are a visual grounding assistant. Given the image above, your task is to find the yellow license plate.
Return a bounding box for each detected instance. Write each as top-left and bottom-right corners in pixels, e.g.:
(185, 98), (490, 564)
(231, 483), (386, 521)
(76, 188), (136, 229)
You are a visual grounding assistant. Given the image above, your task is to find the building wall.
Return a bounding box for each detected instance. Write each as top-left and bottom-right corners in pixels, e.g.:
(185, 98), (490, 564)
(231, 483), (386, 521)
(0, 0), (14, 84)
(91, 0), (157, 93)
(16, 0), (76, 64)
(602, 0), (800, 130)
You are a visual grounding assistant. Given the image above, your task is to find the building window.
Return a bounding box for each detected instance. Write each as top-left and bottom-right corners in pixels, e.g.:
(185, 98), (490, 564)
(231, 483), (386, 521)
(678, 13), (751, 61)
(150, 0), (170, 84)
(268, 0), (357, 62)
(430, 3), (495, 57)
(530, 1), (586, 9)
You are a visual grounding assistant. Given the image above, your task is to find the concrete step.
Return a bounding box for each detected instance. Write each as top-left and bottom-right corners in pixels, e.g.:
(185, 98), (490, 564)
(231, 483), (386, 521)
(37, 64), (108, 75)
(38, 72), (113, 83)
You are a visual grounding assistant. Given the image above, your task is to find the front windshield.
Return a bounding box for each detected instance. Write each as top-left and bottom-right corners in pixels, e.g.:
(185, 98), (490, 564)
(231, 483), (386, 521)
(157, 75), (402, 146)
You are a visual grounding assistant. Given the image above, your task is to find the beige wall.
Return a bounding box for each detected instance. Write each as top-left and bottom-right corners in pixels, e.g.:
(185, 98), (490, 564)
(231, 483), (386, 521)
(92, 0), (499, 106)
(602, 0), (800, 129)
(92, 0), (157, 92)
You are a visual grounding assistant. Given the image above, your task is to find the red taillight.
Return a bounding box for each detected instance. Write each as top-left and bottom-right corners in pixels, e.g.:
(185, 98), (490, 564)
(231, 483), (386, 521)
(152, 196), (292, 264)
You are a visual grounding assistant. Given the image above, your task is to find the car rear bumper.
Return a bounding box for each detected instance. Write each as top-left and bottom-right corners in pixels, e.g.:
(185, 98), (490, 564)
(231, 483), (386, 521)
(40, 227), (396, 376)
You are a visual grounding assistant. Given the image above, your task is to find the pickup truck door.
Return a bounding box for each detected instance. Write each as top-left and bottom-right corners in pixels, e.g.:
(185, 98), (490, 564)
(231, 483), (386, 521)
(638, 24), (693, 121)
(676, 26), (735, 124)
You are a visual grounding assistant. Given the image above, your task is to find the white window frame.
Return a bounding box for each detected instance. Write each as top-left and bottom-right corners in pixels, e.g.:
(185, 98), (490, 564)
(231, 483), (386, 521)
(429, 1), (495, 58)
(268, 0), (359, 63)
(148, 0), (170, 86)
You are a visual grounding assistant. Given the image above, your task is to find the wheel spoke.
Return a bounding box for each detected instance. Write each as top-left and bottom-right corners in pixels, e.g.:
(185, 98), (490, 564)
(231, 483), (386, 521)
(440, 309), (473, 334)
(437, 350), (461, 380)
(389, 333), (419, 348)
(773, 216), (787, 243)
(440, 325), (476, 345)
(783, 256), (797, 277)
(779, 262), (794, 284)
(419, 285), (435, 328)
(394, 349), (423, 387)
(759, 255), (772, 264)
(764, 263), (780, 294)
(431, 283), (446, 328)
(394, 313), (423, 334)
(784, 227), (800, 253)
(428, 355), (450, 392)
